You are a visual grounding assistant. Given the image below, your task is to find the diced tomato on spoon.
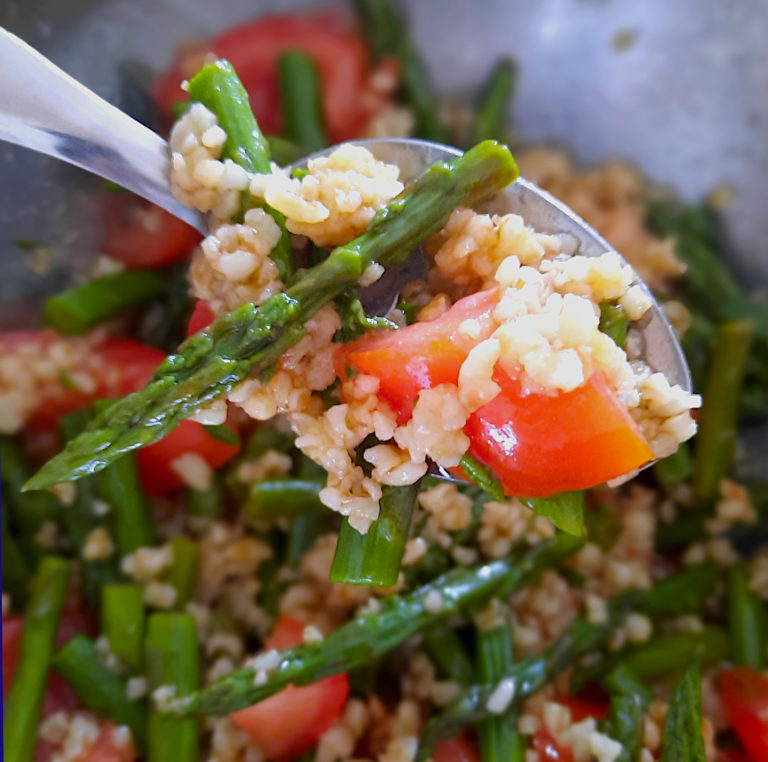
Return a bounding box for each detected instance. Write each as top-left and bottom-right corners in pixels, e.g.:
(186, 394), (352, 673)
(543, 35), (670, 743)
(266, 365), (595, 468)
(231, 614), (350, 761)
(341, 288), (653, 497)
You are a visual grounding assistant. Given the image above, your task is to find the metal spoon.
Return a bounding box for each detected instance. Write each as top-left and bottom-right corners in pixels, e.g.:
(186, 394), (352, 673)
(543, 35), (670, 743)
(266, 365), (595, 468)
(0, 28), (691, 435)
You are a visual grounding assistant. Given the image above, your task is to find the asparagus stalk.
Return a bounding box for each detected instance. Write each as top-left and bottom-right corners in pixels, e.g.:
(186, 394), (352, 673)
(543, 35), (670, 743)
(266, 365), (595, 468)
(423, 625), (474, 684)
(27, 141), (519, 490)
(659, 663), (706, 762)
(165, 536), (200, 611)
(639, 561), (718, 616)
(475, 620), (524, 762)
(471, 60), (516, 145)
(727, 564), (767, 669)
(186, 60), (293, 280)
(102, 584), (146, 671)
(604, 665), (654, 708)
(604, 693), (644, 762)
(3, 557), (71, 762)
(146, 613), (200, 762)
(598, 302), (629, 347)
(277, 50), (328, 154)
(417, 595), (637, 756)
(351, 0), (447, 142)
(244, 478), (324, 521)
(43, 270), (166, 335)
(179, 534), (580, 715)
(52, 635), (147, 746)
(693, 319), (755, 500)
(285, 512), (326, 567)
(330, 482), (421, 586)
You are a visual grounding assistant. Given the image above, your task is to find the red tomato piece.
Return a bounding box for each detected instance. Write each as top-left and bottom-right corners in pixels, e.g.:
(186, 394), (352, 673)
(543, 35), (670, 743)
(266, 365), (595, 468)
(532, 729), (574, 762)
(558, 693), (609, 722)
(153, 11), (374, 142)
(342, 288), (653, 496)
(187, 300), (216, 336)
(717, 751), (753, 762)
(433, 736), (480, 762)
(719, 668), (768, 761)
(136, 418), (240, 495)
(231, 614), (350, 761)
(0, 332), (164, 430)
(102, 194), (201, 269)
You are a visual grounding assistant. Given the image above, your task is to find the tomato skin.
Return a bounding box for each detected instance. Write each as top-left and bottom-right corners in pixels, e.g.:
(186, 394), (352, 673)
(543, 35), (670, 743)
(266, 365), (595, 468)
(154, 12), (374, 142)
(433, 736), (479, 762)
(102, 194), (201, 269)
(719, 668), (768, 761)
(136, 418), (240, 495)
(187, 300), (216, 336)
(231, 615), (350, 761)
(342, 288), (653, 496)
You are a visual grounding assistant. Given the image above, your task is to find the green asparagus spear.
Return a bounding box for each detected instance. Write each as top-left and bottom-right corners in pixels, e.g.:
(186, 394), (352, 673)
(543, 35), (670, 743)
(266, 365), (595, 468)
(102, 584), (146, 671)
(28, 141), (519, 490)
(146, 613), (200, 762)
(186, 60), (293, 280)
(659, 662), (706, 762)
(1, 506), (30, 607)
(727, 564), (767, 669)
(639, 561), (718, 616)
(604, 693), (644, 762)
(604, 664), (654, 707)
(475, 619), (524, 762)
(471, 60), (516, 145)
(285, 512), (326, 567)
(4, 557), (71, 762)
(330, 482), (421, 586)
(52, 635), (147, 745)
(165, 536), (200, 611)
(44, 270), (166, 335)
(351, 0), (447, 141)
(423, 625), (475, 684)
(180, 534), (580, 714)
(277, 50), (328, 154)
(693, 320), (755, 500)
(1, 436), (61, 559)
(418, 595), (637, 755)
(244, 479), (324, 521)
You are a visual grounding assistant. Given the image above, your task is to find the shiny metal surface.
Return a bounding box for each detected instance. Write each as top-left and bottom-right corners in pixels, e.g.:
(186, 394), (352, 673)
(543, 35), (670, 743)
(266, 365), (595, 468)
(0, 29), (204, 233)
(296, 138), (691, 393)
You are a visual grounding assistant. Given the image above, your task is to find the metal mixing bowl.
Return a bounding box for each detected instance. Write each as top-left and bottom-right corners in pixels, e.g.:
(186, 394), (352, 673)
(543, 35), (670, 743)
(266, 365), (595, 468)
(1, 0), (766, 469)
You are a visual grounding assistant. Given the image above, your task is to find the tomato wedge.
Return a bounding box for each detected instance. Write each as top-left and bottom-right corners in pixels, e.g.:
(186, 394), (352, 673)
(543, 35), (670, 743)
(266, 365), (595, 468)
(187, 300), (216, 336)
(433, 736), (480, 762)
(154, 12), (374, 143)
(231, 614), (349, 761)
(342, 288), (653, 496)
(719, 668), (768, 761)
(102, 193), (201, 269)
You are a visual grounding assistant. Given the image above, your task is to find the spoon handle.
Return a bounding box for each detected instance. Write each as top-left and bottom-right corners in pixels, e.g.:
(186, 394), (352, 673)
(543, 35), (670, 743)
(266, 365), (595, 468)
(0, 28), (204, 232)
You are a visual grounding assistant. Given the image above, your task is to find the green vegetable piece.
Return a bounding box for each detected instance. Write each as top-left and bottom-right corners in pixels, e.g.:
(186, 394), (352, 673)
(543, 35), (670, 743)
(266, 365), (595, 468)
(52, 635), (147, 746)
(203, 423), (240, 447)
(475, 620), (524, 762)
(265, 135), (301, 166)
(599, 302), (629, 347)
(471, 59), (516, 145)
(330, 482), (421, 586)
(28, 141), (519, 490)
(102, 584), (146, 671)
(335, 290), (398, 342)
(639, 561), (718, 617)
(3, 557), (71, 762)
(187, 59), (293, 280)
(146, 613), (200, 762)
(522, 491), (585, 536)
(727, 564), (768, 670)
(423, 625), (474, 684)
(286, 512), (326, 568)
(604, 665), (654, 707)
(277, 50), (328, 154)
(351, 0), (447, 141)
(165, 537), (200, 611)
(43, 270), (166, 335)
(182, 534), (581, 714)
(604, 693), (644, 762)
(584, 502), (623, 551)
(187, 476), (224, 520)
(244, 479), (324, 521)
(659, 663), (706, 762)
(460, 455), (505, 501)
(694, 319), (755, 500)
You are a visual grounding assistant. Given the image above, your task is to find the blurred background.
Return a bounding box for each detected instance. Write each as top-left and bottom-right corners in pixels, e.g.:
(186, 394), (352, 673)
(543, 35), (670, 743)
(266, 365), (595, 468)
(1, 0), (767, 329)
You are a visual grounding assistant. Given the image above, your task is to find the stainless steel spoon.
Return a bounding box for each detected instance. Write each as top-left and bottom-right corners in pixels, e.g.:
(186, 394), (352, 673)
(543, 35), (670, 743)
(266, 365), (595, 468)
(0, 28), (691, 407)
